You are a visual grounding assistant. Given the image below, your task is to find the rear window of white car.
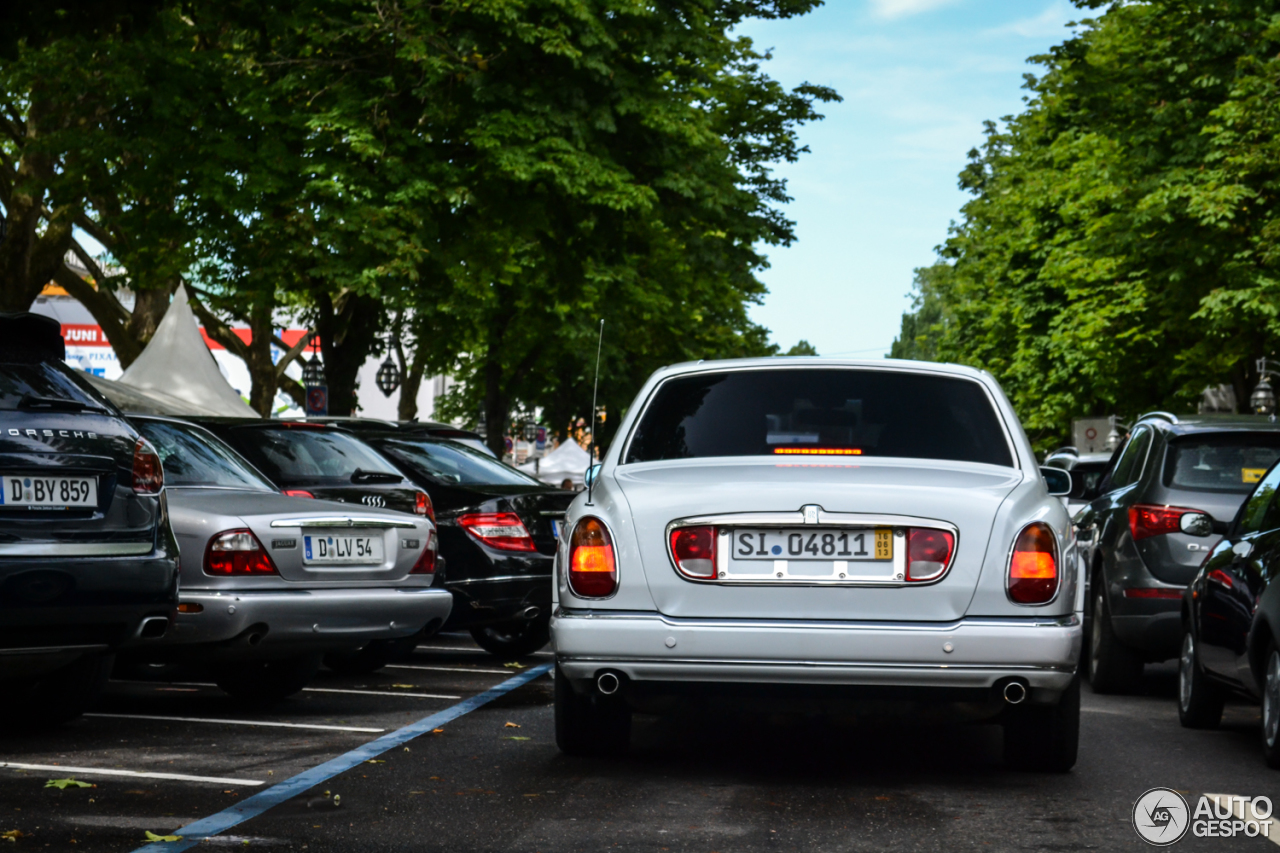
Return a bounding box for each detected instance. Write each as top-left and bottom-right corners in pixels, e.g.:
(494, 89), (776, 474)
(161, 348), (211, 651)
(624, 369), (1014, 467)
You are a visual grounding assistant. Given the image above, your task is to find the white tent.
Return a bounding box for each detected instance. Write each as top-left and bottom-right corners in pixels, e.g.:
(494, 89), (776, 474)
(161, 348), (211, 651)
(518, 439), (593, 487)
(120, 283), (259, 418)
(83, 372), (229, 417)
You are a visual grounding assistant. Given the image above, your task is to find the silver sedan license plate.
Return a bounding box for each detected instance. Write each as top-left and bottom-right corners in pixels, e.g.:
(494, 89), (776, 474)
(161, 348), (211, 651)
(303, 531), (384, 565)
(726, 527), (895, 581)
(0, 475), (97, 508)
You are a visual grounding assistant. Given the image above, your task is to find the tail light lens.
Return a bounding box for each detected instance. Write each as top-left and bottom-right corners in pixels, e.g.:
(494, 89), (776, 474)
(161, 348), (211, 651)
(457, 512), (536, 551)
(906, 528), (954, 582)
(568, 517), (617, 597)
(204, 529), (277, 576)
(1123, 587), (1183, 599)
(132, 438), (163, 494)
(282, 489), (314, 499)
(414, 490), (435, 522)
(411, 530), (438, 574)
(1128, 504), (1204, 540)
(1008, 522), (1058, 604)
(670, 525), (717, 579)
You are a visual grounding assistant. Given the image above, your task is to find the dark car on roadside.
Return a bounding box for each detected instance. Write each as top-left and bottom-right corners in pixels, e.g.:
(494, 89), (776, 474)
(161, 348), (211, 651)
(1076, 412), (1280, 693)
(327, 422), (574, 657)
(1178, 457), (1280, 767)
(0, 313), (179, 725)
(310, 417), (496, 457)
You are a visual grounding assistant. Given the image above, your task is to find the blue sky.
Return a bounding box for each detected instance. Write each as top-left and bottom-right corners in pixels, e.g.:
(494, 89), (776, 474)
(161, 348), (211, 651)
(736, 0), (1082, 357)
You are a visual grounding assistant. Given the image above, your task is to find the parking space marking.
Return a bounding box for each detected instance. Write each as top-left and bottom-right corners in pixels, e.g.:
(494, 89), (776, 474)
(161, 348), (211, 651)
(386, 664), (511, 675)
(84, 713), (385, 733)
(0, 762), (264, 787)
(1205, 794), (1280, 846)
(301, 687), (461, 699)
(131, 663), (552, 853)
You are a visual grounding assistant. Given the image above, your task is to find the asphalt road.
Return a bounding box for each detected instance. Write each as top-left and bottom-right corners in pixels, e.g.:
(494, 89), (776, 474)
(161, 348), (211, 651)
(2, 637), (1278, 852)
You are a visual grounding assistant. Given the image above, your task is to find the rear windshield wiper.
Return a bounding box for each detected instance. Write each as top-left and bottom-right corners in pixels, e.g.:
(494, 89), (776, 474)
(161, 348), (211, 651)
(351, 468), (403, 484)
(17, 394), (108, 414)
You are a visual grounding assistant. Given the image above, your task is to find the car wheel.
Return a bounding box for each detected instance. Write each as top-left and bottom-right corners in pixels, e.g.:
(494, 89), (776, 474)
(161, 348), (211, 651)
(1002, 674), (1080, 772)
(0, 653), (113, 728)
(1262, 646), (1280, 769)
(214, 655), (322, 704)
(1088, 587), (1143, 694)
(554, 664), (631, 757)
(1177, 630), (1224, 729)
(470, 619), (550, 658)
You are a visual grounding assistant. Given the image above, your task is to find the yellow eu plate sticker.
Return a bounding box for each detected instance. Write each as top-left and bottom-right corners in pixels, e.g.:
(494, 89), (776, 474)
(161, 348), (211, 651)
(1244, 468), (1267, 484)
(874, 528), (893, 560)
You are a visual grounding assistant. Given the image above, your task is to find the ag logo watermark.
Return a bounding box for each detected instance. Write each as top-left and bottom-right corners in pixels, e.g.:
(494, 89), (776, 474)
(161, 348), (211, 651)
(1132, 788), (1189, 846)
(1132, 788), (1274, 845)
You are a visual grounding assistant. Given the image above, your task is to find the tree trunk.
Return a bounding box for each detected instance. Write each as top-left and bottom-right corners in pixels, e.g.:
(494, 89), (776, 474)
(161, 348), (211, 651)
(313, 288), (383, 416)
(484, 355), (510, 458)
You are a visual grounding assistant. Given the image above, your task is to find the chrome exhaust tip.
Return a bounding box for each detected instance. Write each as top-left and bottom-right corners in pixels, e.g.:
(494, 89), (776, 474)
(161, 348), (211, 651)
(1003, 681), (1027, 705)
(520, 606), (541, 622)
(596, 671), (621, 696)
(136, 616), (169, 640)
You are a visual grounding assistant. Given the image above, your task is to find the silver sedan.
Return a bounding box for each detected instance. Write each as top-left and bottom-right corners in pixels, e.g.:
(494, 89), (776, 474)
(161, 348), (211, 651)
(552, 358), (1081, 770)
(121, 416), (452, 702)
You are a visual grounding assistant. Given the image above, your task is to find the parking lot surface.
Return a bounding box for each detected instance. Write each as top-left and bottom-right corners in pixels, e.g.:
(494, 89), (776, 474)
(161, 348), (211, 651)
(1, 636), (1277, 851)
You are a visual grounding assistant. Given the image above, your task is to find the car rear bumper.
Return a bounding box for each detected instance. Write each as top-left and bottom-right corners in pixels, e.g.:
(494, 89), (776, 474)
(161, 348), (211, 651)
(443, 574), (551, 629)
(149, 587), (453, 659)
(553, 610), (1081, 694)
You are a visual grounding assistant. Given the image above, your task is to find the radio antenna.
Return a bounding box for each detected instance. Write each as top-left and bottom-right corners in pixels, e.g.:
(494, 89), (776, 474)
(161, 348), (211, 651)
(587, 319), (604, 505)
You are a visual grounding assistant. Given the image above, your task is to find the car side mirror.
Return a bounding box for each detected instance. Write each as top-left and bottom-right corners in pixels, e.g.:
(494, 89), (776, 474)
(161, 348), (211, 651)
(1040, 466), (1072, 497)
(1179, 512), (1213, 537)
(584, 463), (602, 487)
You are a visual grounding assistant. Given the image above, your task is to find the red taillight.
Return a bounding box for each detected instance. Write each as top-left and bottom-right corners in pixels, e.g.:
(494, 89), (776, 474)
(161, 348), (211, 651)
(568, 517), (617, 598)
(906, 528), (954, 582)
(457, 512), (535, 552)
(1008, 522), (1058, 604)
(1123, 587), (1183, 600)
(670, 525), (717, 579)
(132, 438), (163, 494)
(411, 530), (438, 574)
(1128, 504), (1204, 540)
(414, 490), (435, 523)
(282, 489), (314, 499)
(204, 529), (277, 576)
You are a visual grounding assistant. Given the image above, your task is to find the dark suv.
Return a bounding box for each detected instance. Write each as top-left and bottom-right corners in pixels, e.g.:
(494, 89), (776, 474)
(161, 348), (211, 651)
(0, 314), (179, 724)
(1077, 412), (1280, 692)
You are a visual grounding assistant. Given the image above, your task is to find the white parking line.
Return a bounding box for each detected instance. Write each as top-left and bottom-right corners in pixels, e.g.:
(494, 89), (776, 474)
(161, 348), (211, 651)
(302, 687), (461, 700)
(1205, 794), (1280, 845)
(0, 762), (264, 787)
(386, 664), (511, 675)
(84, 713), (385, 733)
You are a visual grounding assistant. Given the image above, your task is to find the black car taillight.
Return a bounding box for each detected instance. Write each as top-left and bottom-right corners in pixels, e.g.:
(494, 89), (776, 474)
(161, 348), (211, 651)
(457, 512), (535, 551)
(204, 529), (277, 576)
(132, 437), (163, 494)
(1008, 522), (1057, 604)
(1128, 504), (1206, 540)
(568, 517), (617, 598)
(282, 489), (314, 499)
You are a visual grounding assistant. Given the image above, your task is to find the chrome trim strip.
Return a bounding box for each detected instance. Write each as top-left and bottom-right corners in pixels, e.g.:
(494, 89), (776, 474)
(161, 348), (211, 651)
(666, 511), (958, 587)
(269, 517), (419, 529)
(557, 656), (1064, 672)
(446, 574), (550, 586)
(555, 609), (1080, 631)
(0, 541), (153, 557)
(0, 644), (110, 656)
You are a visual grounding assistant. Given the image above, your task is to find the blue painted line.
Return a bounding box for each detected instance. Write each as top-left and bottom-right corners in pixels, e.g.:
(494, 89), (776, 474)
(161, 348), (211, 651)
(131, 663), (552, 852)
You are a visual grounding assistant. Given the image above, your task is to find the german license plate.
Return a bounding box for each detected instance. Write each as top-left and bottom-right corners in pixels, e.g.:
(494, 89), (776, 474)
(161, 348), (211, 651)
(730, 528), (892, 562)
(0, 475), (97, 508)
(303, 531), (384, 565)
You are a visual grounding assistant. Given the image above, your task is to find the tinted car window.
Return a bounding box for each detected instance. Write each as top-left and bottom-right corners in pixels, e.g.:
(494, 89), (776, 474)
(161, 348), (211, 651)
(625, 369), (1014, 467)
(1237, 463), (1280, 535)
(237, 428), (401, 485)
(1108, 428), (1152, 490)
(1068, 461), (1109, 500)
(137, 420), (274, 490)
(380, 439), (543, 487)
(0, 362), (108, 411)
(1164, 434), (1280, 495)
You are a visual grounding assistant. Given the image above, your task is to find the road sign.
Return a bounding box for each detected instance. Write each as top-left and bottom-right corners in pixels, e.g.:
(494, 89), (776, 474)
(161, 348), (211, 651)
(504, 436), (513, 454)
(1072, 417), (1111, 454)
(306, 386), (328, 416)
(536, 427), (547, 452)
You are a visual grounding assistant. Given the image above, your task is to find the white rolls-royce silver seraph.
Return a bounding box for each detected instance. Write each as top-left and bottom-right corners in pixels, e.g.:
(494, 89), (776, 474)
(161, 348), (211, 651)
(551, 358), (1081, 770)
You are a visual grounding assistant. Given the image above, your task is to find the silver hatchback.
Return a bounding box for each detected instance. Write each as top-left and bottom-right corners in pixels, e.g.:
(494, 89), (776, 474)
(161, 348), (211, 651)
(552, 358), (1081, 770)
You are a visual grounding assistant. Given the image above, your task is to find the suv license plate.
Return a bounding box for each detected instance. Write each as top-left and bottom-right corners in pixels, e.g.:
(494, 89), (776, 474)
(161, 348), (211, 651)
(303, 532), (384, 565)
(0, 475), (97, 508)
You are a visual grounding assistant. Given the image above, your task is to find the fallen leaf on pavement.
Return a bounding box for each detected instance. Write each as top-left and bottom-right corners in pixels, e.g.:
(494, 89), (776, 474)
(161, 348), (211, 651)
(1, 830), (23, 840)
(503, 736), (531, 741)
(365, 760), (385, 764)
(431, 728), (444, 735)
(503, 662), (525, 669)
(504, 722), (521, 728)
(45, 779), (93, 790)
(144, 831), (182, 842)
(390, 684), (417, 689)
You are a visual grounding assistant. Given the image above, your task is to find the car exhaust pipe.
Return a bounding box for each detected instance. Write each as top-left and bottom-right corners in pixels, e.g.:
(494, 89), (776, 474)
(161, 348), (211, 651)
(136, 616), (169, 640)
(1002, 681), (1027, 705)
(520, 605), (541, 622)
(596, 671), (621, 696)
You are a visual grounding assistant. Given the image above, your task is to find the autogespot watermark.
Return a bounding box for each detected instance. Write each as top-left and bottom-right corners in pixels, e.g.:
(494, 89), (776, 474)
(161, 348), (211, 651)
(1132, 788), (1274, 845)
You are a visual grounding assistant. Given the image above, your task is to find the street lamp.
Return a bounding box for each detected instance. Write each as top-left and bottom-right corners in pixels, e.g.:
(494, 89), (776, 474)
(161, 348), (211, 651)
(1251, 357), (1280, 416)
(301, 335), (325, 387)
(375, 332), (401, 398)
